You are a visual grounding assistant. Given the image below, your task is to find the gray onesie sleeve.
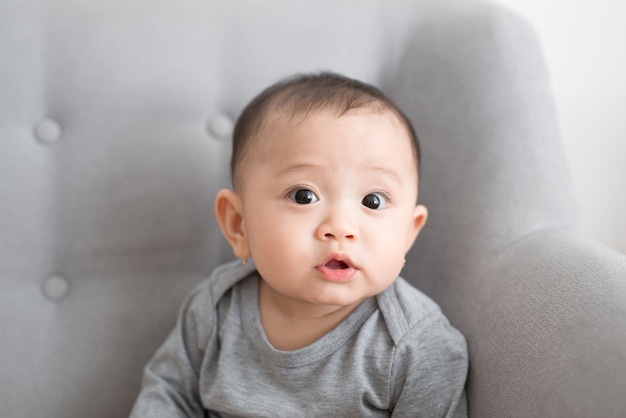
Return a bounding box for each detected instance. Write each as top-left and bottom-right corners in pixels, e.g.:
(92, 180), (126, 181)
(130, 261), (253, 417)
(389, 311), (468, 417)
(130, 283), (214, 417)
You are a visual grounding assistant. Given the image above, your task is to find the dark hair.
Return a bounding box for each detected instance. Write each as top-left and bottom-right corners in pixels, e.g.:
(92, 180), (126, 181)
(231, 72), (421, 191)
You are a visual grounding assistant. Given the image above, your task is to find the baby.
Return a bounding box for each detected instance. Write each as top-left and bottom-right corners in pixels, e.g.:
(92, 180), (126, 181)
(131, 72), (468, 417)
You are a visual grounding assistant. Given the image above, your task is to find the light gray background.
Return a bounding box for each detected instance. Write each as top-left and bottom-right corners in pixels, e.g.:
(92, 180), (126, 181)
(494, 0), (626, 255)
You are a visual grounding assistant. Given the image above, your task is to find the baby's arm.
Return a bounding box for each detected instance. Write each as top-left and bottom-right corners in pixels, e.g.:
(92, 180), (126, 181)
(390, 313), (468, 418)
(130, 285), (214, 418)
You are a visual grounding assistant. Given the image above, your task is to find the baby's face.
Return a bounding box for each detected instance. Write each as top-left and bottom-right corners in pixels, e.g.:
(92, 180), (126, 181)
(238, 109), (427, 308)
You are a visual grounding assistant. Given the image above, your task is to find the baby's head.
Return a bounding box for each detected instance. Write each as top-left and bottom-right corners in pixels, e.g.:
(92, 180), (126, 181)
(230, 72), (421, 194)
(216, 72), (428, 309)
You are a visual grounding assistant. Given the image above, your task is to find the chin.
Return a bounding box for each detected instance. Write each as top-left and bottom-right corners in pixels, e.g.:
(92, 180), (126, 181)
(314, 292), (370, 308)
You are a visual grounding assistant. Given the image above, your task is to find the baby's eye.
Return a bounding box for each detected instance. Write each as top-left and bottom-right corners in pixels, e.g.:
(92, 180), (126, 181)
(287, 188), (319, 205)
(361, 192), (389, 210)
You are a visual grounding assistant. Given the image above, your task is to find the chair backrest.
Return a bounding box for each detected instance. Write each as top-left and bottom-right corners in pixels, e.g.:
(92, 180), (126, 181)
(1, 0), (580, 416)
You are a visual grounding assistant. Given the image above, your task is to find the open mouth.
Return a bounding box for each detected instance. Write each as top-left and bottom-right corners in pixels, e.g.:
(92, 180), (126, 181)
(316, 256), (356, 282)
(325, 259), (350, 269)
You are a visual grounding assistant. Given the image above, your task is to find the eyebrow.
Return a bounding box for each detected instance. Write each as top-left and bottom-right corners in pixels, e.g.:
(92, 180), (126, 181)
(275, 163), (403, 185)
(369, 165), (403, 185)
(274, 163), (320, 178)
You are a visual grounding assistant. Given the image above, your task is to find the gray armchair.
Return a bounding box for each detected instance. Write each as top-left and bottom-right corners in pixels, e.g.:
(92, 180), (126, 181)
(2, 0), (625, 417)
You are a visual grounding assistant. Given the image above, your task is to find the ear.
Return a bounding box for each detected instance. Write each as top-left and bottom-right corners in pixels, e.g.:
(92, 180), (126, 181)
(215, 189), (251, 261)
(405, 204), (428, 253)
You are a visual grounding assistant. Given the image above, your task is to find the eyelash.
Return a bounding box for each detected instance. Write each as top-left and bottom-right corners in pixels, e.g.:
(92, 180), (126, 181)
(362, 191), (392, 210)
(286, 187), (319, 205)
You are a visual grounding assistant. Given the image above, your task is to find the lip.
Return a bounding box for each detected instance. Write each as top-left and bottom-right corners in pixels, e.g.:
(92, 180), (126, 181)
(315, 253), (357, 282)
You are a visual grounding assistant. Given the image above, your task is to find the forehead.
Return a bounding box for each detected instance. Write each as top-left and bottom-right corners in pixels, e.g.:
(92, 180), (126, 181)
(257, 110), (416, 180)
(259, 108), (415, 159)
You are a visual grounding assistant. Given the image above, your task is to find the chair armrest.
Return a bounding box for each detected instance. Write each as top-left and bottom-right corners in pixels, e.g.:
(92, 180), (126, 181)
(467, 227), (626, 417)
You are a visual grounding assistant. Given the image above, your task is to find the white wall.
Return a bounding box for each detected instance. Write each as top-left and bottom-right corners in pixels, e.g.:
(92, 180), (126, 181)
(491, 0), (626, 254)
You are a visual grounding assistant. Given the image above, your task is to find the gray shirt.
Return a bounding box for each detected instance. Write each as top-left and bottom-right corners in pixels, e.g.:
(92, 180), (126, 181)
(130, 260), (468, 417)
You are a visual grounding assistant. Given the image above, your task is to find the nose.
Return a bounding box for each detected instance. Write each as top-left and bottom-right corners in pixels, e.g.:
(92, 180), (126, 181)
(316, 206), (357, 241)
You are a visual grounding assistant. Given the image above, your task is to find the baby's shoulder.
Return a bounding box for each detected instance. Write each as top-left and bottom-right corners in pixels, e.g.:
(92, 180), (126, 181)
(179, 260), (256, 332)
(376, 277), (459, 346)
(192, 260), (256, 304)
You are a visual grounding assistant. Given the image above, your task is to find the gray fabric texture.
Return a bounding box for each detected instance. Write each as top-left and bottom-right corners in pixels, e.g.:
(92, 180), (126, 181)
(130, 260), (468, 417)
(2, 0), (626, 417)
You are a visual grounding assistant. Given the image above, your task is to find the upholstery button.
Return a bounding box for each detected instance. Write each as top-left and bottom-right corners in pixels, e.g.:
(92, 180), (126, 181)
(34, 118), (62, 145)
(42, 275), (70, 301)
(208, 114), (234, 140)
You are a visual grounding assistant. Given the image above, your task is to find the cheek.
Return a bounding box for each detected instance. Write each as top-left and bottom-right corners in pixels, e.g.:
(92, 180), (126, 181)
(367, 216), (414, 260)
(374, 236), (406, 267)
(246, 212), (310, 261)
(246, 216), (318, 287)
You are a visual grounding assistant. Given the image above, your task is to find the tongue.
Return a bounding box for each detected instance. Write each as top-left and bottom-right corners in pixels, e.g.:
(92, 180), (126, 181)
(326, 259), (349, 269)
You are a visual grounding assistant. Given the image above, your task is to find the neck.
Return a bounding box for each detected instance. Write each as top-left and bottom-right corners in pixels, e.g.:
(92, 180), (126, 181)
(258, 279), (363, 351)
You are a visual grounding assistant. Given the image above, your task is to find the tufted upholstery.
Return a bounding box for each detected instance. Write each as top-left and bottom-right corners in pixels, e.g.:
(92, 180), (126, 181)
(2, 0), (626, 417)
